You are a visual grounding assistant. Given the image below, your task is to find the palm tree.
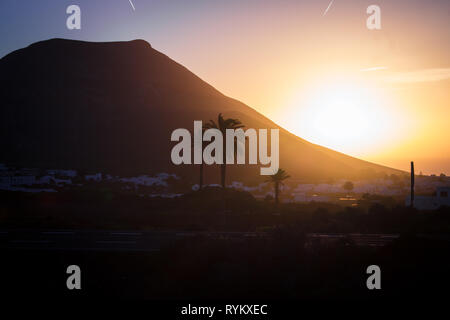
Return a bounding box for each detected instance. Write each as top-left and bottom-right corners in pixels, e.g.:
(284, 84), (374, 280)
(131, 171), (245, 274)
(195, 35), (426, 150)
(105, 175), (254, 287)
(342, 181), (354, 194)
(199, 160), (204, 190)
(198, 126), (208, 190)
(204, 113), (244, 188)
(266, 168), (290, 205)
(191, 128), (207, 191)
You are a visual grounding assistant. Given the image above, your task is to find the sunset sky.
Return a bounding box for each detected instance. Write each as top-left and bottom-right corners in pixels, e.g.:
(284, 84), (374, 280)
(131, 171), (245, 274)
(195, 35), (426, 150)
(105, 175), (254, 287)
(1, 0), (449, 174)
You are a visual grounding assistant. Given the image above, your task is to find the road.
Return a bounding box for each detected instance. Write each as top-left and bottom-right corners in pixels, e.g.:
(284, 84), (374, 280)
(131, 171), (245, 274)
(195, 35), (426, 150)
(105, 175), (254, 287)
(0, 229), (409, 252)
(0, 229), (175, 252)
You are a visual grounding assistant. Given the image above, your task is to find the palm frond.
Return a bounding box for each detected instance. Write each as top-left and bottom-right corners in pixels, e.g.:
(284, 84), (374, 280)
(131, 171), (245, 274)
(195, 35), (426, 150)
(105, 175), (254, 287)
(266, 168), (290, 183)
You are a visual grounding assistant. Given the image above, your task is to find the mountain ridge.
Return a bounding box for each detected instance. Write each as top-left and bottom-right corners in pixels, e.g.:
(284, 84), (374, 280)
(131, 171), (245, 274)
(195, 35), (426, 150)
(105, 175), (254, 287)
(0, 38), (404, 185)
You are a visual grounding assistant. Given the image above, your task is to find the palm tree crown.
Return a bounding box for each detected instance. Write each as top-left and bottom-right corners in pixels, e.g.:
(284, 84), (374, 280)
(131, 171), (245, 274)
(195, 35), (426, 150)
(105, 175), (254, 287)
(204, 113), (244, 133)
(204, 113), (244, 188)
(266, 168), (290, 205)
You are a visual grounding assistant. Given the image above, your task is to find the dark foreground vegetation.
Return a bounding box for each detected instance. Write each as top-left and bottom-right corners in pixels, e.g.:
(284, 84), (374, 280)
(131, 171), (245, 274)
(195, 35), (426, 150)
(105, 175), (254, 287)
(2, 233), (450, 301)
(1, 187), (450, 234)
(1, 187), (450, 302)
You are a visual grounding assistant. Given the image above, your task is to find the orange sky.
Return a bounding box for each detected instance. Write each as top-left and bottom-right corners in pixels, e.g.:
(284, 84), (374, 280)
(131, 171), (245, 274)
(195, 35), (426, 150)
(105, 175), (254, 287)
(2, 0), (448, 174)
(154, 0), (450, 175)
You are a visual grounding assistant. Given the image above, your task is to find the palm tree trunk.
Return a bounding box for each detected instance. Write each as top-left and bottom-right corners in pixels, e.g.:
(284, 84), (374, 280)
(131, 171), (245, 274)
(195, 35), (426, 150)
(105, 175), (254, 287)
(221, 146), (227, 188)
(221, 163), (226, 188)
(275, 181), (279, 206)
(199, 163), (204, 190)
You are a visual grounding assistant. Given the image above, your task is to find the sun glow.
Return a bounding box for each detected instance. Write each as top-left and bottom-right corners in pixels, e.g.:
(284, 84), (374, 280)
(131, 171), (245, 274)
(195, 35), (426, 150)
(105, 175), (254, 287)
(282, 78), (397, 157)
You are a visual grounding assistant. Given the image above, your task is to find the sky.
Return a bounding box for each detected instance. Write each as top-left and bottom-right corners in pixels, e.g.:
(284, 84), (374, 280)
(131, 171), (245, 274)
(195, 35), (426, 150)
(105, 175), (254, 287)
(0, 0), (449, 175)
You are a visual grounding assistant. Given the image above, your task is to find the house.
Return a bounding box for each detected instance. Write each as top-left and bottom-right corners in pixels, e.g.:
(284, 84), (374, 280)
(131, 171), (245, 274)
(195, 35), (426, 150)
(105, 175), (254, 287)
(0, 174), (12, 187)
(291, 192), (330, 203)
(0, 172), (36, 188)
(405, 187), (450, 210)
(85, 173), (102, 182)
(11, 175), (36, 186)
(436, 187), (450, 206)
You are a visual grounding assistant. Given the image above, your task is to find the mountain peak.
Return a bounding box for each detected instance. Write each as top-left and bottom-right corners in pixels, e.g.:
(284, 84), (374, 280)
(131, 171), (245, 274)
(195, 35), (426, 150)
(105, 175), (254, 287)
(27, 38), (152, 49)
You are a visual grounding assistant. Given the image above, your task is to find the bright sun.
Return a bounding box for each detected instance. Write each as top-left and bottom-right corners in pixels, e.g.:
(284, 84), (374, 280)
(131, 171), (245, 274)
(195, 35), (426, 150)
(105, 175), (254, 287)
(283, 79), (395, 157)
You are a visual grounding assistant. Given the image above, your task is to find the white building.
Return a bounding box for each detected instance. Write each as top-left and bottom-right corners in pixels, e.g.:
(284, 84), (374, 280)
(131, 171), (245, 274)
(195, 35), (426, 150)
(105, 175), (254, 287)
(291, 192), (330, 203)
(405, 187), (450, 210)
(0, 175), (11, 187)
(85, 173), (102, 182)
(0, 174), (36, 187)
(12, 175), (36, 185)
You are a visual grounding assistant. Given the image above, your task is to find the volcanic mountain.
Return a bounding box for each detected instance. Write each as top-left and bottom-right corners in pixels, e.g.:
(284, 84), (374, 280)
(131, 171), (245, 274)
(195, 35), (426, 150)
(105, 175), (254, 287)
(0, 39), (402, 185)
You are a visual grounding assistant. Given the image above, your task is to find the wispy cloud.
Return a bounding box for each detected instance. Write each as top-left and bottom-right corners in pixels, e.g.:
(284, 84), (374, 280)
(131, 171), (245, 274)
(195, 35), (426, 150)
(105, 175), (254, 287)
(360, 66), (388, 72)
(385, 68), (450, 83)
(323, 0), (334, 16)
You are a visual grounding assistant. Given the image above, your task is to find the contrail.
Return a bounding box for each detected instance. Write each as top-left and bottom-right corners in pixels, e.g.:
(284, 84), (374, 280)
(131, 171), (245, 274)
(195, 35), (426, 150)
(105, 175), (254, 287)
(128, 0), (136, 11)
(323, 0), (334, 16)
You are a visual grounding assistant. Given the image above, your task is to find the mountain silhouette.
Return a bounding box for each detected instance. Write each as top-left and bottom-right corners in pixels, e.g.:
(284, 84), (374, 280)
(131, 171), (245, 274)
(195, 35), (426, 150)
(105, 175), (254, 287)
(0, 39), (403, 184)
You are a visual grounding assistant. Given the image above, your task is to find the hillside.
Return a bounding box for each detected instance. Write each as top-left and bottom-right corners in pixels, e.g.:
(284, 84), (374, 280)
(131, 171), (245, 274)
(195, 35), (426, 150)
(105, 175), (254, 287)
(0, 39), (403, 185)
